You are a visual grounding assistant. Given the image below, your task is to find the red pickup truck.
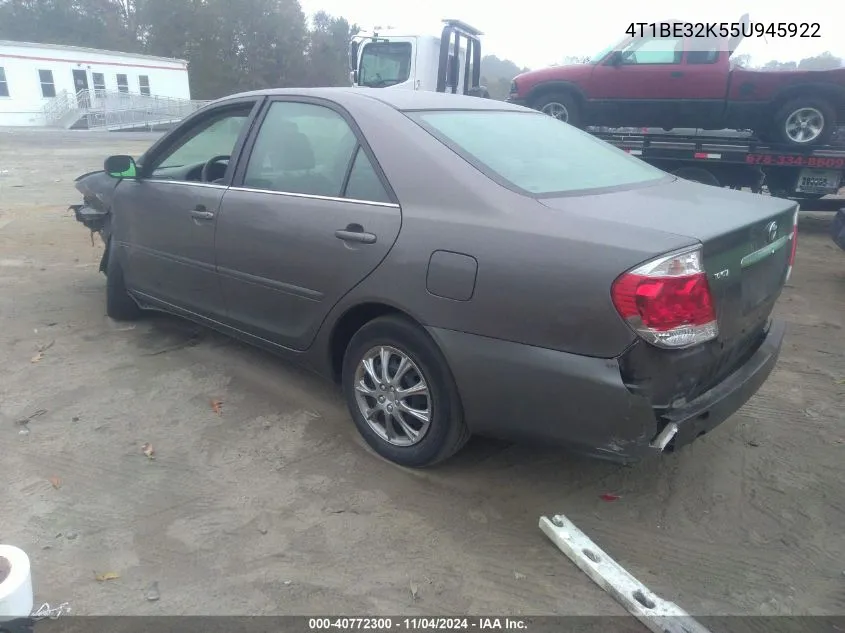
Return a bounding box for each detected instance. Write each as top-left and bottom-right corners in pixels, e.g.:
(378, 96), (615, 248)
(507, 22), (845, 147)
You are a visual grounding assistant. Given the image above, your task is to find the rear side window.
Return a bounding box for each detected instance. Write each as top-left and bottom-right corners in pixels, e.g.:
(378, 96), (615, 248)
(411, 110), (666, 196)
(344, 146), (391, 203)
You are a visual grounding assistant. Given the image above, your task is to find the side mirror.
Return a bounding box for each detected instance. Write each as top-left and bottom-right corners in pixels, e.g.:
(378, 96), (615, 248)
(349, 70), (358, 84)
(105, 155), (137, 179)
(349, 40), (360, 71)
(609, 50), (624, 66)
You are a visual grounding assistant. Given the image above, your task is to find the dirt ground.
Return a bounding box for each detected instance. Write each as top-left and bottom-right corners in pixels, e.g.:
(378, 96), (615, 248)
(0, 127), (843, 618)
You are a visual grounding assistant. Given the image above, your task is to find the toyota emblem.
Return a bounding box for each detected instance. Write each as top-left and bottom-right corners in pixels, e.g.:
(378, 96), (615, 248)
(765, 221), (778, 243)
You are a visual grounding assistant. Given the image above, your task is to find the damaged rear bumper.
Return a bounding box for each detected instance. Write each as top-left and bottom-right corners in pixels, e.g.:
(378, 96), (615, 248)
(425, 318), (785, 462)
(650, 317), (785, 453)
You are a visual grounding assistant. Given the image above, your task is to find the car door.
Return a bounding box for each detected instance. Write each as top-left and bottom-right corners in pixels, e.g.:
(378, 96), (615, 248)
(599, 34), (691, 126)
(214, 97), (401, 350)
(114, 98), (261, 319)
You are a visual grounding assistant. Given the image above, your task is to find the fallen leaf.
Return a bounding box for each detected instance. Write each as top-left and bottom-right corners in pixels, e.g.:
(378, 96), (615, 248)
(211, 399), (223, 415)
(409, 580), (419, 601)
(836, 378), (845, 385)
(94, 571), (120, 582)
(49, 476), (62, 489)
(31, 352), (43, 363)
(599, 493), (620, 502)
(514, 571), (526, 580)
(141, 443), (155, 459)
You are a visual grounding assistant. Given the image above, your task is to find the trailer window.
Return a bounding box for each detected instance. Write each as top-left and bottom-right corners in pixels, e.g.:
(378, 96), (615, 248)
(359, 42), (412, 88)
(38, 70), (55, 98)
(411, 110), (667, 196)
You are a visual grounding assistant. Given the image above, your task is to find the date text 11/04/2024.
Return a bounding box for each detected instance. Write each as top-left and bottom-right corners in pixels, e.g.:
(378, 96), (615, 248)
(626, 22), (821, 38)
(308, 618), (529, 630)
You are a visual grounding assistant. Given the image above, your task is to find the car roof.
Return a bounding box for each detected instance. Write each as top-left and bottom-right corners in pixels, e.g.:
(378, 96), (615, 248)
(219, 86), (529, 113)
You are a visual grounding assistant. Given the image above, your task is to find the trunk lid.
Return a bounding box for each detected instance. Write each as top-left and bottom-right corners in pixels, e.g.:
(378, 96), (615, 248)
(540, 178), (795, 375)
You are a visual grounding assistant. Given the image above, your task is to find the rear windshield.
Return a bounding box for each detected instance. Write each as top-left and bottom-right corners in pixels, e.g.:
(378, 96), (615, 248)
(409, 110), (667, 196)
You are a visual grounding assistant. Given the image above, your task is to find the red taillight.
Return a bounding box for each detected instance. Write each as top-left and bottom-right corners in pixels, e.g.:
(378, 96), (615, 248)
(786, 209), (798, 281)
(611, 247), (718, 349)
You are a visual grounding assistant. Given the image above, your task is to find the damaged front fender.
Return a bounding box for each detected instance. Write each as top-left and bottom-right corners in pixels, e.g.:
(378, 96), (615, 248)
(68, 169), (121, 271)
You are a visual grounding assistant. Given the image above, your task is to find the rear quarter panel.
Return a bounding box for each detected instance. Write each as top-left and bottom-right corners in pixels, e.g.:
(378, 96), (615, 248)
(318, 98), (695, 359)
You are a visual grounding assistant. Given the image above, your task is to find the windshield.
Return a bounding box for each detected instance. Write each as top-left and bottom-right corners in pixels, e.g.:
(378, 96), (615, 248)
(410, 110), (667, 196)
(359, 41), (412, 87)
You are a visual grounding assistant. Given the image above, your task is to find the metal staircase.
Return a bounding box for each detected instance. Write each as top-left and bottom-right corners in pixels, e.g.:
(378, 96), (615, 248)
(42, 89), (210, 131)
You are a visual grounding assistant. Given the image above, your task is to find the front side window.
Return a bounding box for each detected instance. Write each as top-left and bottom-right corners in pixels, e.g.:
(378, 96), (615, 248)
(139, 75), (150, 96)
(38, 69), (55, 98)
(0, 67), (8, 97)
(412, 110), (666, 196)
(243, 101), (364, 199)
(620, 37), (683, 65)
(147, 106), (251, 179)
(116, 74), (128, 93)
(358, 42), (412, 88)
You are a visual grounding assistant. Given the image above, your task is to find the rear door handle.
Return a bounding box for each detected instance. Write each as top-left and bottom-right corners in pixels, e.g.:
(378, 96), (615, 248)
(335, 224), (376, 244)
(191, 206), (215, 220)
(670, 71), (684, 78)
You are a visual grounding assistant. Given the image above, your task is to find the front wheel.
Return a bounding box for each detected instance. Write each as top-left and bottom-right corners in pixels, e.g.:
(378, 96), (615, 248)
(341, 315), (469, 468)
(105, 245), (141, 321)
(768, 97), (837, 146)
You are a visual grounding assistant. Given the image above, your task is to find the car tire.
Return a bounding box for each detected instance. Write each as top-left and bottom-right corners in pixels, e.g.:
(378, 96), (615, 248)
(769, 97), (837, 147)
(671, 166), (720, 187)
(341, 315), (469, 468)
(105, 245), (141, 321)
(535, 92), (581, 127)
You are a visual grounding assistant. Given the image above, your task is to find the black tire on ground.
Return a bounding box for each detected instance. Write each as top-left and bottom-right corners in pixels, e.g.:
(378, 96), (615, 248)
(671, 166), (721, 187)
(767, 96), (837, 147)
(341, 315), (469, 468)
(534, 92), (581, 127)
(105, 245), (141, 321)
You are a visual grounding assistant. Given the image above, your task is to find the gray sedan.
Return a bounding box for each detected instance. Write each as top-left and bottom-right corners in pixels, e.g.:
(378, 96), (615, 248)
(71, 87), (796, 468)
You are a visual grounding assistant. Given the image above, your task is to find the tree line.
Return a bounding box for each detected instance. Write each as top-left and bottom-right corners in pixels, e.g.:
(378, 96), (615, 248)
(0, 0), (358, 98)
(731, 51), (843, 71)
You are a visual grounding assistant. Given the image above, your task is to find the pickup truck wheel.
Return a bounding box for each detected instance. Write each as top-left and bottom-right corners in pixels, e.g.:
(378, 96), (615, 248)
(342, 315), (469, 468)
(535, 93), (581, 126)
(772, 97), (836, 146)
(105, 247), (141, 321)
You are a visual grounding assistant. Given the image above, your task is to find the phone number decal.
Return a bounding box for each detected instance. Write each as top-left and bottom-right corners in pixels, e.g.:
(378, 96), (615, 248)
(626, 22), (821, 39)
(745, 154), (845, 168)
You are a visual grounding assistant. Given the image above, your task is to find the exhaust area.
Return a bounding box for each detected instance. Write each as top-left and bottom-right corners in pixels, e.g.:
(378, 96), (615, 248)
(650, 422), (679, 451)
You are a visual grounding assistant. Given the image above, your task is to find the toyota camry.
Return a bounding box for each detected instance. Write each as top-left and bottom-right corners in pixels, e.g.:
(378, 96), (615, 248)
(70, 87), (795, 468)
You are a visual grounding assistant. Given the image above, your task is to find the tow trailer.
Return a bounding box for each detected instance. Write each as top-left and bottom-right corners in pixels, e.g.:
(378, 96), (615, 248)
(586, 128), (845, 205)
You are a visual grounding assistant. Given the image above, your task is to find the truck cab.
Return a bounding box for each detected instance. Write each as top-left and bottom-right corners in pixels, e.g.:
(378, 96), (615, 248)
(348, 19), (488, 96)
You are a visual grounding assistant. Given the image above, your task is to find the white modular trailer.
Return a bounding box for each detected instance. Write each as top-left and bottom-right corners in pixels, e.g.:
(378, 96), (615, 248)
(0, 40), (190, 126)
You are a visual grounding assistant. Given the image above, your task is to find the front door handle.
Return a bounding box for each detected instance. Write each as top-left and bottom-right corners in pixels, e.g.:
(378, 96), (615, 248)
(670, 71), (684, 78)
(191, 206), (215, 220)
(335, 223), (376, 244)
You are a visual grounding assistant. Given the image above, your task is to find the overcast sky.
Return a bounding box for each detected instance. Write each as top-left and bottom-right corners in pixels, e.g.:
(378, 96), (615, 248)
(299, 0), (842, 69)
